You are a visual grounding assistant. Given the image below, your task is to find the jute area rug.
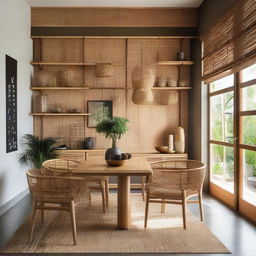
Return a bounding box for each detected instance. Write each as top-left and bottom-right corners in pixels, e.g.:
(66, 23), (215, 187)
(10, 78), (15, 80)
(1, 194), (230, 254)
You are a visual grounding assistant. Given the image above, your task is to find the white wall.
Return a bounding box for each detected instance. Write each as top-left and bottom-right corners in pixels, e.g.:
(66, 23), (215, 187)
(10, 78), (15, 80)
(0, 0), (32, 209)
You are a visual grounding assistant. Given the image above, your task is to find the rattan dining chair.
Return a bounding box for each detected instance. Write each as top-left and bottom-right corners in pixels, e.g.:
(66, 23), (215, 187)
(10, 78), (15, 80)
(42, 159), (109, 213)
(26, 169), (89, 245)
(144, 160), (206, 229)
(141, 157), (166, 201)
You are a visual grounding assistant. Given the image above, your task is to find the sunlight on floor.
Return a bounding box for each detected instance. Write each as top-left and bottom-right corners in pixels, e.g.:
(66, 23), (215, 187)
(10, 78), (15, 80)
(133, 217), (183, 229)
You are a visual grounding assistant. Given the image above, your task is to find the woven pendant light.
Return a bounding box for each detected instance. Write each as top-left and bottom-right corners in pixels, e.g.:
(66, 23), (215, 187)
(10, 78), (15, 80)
(131, 66), (154, 104)
(131, 41), (155, 105)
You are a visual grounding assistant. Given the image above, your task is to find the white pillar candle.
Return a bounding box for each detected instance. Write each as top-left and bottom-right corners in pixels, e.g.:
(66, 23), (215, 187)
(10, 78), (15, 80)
(168, 134), (174, 152)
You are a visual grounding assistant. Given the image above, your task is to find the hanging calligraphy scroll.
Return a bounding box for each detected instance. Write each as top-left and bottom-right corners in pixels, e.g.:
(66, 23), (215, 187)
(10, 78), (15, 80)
(6, 55), (17, 153)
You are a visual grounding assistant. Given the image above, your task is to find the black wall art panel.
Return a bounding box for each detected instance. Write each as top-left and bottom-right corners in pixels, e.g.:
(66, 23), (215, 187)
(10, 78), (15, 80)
(6, 55), (17, 153)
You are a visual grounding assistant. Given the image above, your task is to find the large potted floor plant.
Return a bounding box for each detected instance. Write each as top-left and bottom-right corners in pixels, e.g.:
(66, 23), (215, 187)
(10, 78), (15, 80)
(96, 117), (129, 160)
(19, 134), (59, 169)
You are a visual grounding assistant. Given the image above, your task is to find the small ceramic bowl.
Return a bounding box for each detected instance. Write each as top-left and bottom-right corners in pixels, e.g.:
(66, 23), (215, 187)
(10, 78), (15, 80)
(155, 146), (176, 154)
(155, 146), (169, 153)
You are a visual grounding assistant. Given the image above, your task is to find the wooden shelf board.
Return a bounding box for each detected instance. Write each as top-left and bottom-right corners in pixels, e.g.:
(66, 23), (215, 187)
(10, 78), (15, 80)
(158, 61), (194, 66)
(152, 87), (192, 90)
(56, 149), (188, 156)
(30, 87), (126, 90)
(57, 149), (105, 153)
(89, 87), (126, 90)
(31, 36), (198, 39)
(31, 62), (124, 66)
(31, 113), (91, 116)
(31, 62), (96, 66)
(30, 86), (89, 90)
(30, 87), (191, 91)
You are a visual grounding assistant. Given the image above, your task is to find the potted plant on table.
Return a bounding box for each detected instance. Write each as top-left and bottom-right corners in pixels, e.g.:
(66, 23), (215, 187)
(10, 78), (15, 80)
(96, 117), (129, 161)
(19, 134), (59, 169)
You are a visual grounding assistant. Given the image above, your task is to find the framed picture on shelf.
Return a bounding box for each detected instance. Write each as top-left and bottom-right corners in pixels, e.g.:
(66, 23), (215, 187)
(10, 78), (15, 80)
(87, 100), (113, 128)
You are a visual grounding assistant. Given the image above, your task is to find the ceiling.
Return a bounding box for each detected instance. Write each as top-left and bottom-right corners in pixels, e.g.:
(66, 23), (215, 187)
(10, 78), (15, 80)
(25, 0), (204, 8)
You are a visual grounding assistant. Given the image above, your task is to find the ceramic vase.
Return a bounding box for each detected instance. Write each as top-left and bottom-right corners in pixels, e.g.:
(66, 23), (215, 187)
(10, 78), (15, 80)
(168, 134), (174, 152)
(105, 139), (122, 160)
(84, 137), (95, 149)
(174, 126), (185, 153)
(177, 51), (185, 61)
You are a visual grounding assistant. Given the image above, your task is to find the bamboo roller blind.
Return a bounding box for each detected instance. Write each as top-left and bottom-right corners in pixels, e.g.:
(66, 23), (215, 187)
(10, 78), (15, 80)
(201, 0), (256, 83)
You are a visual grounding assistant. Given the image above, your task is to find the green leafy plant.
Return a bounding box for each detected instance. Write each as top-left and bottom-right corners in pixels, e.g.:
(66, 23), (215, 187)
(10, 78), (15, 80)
(19, 134), (59, 169)
(96, 117), (129, 147)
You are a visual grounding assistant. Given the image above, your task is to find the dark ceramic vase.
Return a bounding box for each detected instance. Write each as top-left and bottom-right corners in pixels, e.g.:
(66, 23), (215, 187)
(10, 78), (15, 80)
(84, 137), (95, 149)
(105, 147), (121, 160)
(177, 51), (185, 61)
(105, 139), (121, 160)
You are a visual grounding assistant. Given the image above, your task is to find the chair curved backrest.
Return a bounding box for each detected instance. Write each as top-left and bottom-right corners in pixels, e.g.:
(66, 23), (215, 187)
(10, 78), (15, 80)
(149, 160), (206, 194)
(42, 159), (81, 175)
(26, 169), (88, 203)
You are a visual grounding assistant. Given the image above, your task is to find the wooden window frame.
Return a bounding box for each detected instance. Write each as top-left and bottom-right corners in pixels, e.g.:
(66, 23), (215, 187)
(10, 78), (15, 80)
(208, 69), (256, 223)
(208, 80), (236, 208)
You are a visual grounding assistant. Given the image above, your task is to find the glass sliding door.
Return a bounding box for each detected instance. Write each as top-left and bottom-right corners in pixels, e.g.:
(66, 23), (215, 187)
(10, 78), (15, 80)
(209, 75), (235, 207)
(239, 64), (256, 221)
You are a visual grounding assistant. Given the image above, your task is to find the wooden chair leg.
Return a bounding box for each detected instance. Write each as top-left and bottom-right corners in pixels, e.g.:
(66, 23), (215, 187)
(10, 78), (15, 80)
(40, 202), (44, 225)
(28, 199), (37, 243)
(182, 190), (187, 229)
(161, 199), (166, 214)
(105, 179), (109, 208)
(70, 200), (77, 245)
(198, 191), (204, 222)
(101, 184), (106, 213)
(88, 190), (92, 205)
(142, 176), (145, 201)
(144, 192), (150, 228)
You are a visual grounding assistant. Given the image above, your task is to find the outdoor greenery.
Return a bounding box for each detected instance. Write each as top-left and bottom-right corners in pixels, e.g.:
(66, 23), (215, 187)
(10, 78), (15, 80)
(19, 134), (59, 169)
(211, 83), (256, 178)
(96, 117), (129, 148)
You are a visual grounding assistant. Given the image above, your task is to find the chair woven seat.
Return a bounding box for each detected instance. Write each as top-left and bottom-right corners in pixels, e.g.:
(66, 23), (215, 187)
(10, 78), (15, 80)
(147, 184), (198, 199)
(147, 185), (183, 198)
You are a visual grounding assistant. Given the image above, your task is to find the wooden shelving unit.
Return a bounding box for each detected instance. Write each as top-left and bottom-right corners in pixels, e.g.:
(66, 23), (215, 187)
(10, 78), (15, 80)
(30, 86), (89, 90)
(31, 113), (91, 116)
(152, 87), (191, 90)
(31, 36), (192, 152)
(157, 61), (194, 66)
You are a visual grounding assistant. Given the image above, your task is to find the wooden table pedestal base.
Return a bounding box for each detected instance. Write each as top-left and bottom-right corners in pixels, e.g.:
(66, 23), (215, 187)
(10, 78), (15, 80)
(117, 175), (131, 229)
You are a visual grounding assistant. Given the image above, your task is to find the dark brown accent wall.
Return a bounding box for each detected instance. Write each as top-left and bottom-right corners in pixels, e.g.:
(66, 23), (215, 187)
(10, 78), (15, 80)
(31, 27), (197, 36)
(31, 7), (197, 28)
(189, 0), (237, 191)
